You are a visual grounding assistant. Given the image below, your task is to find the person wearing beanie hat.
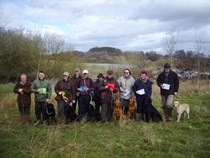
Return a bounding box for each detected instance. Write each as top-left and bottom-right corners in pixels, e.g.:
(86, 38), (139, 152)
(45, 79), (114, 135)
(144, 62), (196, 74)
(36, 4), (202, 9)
(133, 70), (153, 122)
(156, 63), (179, 122)
(117, 68), (135, 116)
(55, 72), (75, 124)
(70, 68), (82, 114)
(77, 69), (94, 120)
(100, 70), (120, 122)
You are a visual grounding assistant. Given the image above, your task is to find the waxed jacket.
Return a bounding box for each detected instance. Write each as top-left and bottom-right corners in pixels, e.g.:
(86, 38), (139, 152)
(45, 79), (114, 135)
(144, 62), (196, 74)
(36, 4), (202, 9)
(156, 70), (179, 96)
(13, 81), (31, 106)
(54, 79), (75, 101)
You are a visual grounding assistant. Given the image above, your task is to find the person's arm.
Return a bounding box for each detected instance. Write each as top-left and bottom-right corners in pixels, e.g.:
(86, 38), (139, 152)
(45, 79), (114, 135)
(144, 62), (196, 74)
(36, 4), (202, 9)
(47, 82), (52, 99)
(156, 73), (162, 87)
(22, 82), (31, 94)
(13, 83), (19, 94)
(174, 72), (179, 95)
(31, 80), (39, 93)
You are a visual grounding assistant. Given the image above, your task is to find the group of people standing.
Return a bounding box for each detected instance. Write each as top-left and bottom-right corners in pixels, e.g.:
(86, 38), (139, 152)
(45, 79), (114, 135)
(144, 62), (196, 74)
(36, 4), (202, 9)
(13, 63), (179, 125)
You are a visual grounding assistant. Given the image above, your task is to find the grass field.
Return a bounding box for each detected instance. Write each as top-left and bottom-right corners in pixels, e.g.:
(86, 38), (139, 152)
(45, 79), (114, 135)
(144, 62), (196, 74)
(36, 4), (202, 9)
(0, 83), (210, 158)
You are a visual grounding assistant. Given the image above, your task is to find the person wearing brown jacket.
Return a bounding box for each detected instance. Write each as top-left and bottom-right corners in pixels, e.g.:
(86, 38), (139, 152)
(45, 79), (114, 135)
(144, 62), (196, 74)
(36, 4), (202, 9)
(70, 68), (82, 114)
(13, 74), (31, 125)
(55, 72), (75, 123)
(100, 70), (119, 122)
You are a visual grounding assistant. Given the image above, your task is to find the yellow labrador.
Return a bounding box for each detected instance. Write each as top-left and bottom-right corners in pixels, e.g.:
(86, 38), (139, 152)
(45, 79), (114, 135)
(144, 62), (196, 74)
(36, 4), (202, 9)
(174, 101), (190, 122)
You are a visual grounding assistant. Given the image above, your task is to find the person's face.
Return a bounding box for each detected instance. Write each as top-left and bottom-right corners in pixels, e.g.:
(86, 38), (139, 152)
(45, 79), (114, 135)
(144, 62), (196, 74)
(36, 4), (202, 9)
(140, 73), (147, 80)
(38, 72), (45, 80)
(21, 76), (27, 83)
(63, 75), (68, 81)
(124, 70), (130, 77)
(107, 74), (113, 78)
(164, 68), (170, 73)
(83, 73), (88, 78)
(75, 71), (80, 75)
(98, 77), (103, 81)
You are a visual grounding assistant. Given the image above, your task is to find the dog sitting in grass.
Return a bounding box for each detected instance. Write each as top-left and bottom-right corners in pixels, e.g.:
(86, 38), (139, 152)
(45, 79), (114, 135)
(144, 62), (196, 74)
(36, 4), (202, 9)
(174, 101), (190, 122)
(128, 97), (136, 119)
(113, 100), (124, 120)
(46, 103), (56, 125)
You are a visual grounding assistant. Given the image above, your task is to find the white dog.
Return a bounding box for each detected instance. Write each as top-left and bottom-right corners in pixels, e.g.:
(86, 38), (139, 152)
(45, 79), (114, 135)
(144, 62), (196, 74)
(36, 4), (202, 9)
(174, 101), (190, 122)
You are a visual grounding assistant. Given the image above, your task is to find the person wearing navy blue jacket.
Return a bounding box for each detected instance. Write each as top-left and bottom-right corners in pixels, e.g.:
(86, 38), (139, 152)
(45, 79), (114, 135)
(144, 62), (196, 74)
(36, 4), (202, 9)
(133, 71), (153, 121)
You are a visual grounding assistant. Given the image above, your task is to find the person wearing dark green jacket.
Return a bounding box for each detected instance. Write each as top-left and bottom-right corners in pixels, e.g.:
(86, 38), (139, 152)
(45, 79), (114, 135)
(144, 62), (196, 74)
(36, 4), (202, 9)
(31, 71), (52, 125)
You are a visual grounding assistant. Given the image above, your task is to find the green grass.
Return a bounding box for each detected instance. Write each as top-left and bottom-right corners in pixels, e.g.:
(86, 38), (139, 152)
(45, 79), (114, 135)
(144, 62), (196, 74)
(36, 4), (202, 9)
(0, 88), (210, 157)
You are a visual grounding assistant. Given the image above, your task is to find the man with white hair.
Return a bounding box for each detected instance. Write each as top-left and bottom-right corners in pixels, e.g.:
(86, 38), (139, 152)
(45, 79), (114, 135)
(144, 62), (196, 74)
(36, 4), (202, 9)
(13, 74), (31, 125)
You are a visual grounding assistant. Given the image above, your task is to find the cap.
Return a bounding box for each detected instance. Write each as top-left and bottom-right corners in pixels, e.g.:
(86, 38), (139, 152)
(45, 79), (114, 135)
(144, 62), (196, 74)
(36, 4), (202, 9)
(97, 73), (104, 78)
(74, 68), (80, 72)
(107, 70), (113, 75)
(164, 63), (171, 68)
(82, 69), (88, 74)
(63, 72), (69, 76)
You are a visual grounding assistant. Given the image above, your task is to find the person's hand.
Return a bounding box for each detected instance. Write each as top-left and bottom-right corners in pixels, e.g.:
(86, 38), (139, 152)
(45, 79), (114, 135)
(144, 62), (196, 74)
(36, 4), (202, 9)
(58, 91), (62, 95)
(18, 88), (23, 94)
(36, 89), (40, 93)
(72, 100), (75, 103)
(174, 92), (178, 96)
(46, 99), (50, 103)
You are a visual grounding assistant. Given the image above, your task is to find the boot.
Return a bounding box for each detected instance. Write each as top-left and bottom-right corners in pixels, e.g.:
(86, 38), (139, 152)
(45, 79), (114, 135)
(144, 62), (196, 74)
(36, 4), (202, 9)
(162, 107), (169, 121)
(25, 115), (30, 125)
(167, 108), (173, 121)
(34, 120), (41, 126)
(20, 115), (25, 125)
(43, 120), (48, 126)
(140, 113), (145, 121)
(136, 113), (141, 121)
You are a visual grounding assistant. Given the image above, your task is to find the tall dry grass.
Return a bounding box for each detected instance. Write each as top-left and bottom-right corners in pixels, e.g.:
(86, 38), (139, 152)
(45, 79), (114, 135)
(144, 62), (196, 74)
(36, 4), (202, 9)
(152, 79), (210, 98)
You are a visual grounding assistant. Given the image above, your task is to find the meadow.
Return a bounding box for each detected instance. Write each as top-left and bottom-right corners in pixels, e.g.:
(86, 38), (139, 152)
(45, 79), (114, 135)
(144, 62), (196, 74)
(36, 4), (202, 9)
(0, 80), (210, 158)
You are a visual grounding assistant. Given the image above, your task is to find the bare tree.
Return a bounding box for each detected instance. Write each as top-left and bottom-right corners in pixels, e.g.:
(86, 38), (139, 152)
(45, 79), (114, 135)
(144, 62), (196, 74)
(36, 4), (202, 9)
(194, 30), (206, 91)
(162, 30), (178, 67)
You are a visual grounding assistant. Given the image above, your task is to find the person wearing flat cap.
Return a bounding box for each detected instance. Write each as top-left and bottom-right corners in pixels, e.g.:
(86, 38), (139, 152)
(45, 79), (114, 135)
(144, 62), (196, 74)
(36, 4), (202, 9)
(55, 71), (75, 124)
(100, 70), (120, 122)
(70, 68), (82, 114)
(77, 69), (94, 119)
(156, 63), (179, 122)
(93, 73), (105, 113)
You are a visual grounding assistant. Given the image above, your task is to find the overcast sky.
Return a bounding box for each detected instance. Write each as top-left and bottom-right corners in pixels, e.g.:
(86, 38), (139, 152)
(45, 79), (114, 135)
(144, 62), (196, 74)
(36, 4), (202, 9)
(1, 0), (210, 54)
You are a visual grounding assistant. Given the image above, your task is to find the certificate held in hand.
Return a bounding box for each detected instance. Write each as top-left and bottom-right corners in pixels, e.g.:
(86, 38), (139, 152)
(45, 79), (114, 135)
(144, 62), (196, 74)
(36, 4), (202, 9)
(162, 83), (170, 90)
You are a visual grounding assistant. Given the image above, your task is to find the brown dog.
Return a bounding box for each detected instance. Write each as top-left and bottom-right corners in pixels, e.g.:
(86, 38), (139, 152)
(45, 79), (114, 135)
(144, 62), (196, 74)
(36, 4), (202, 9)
(174, 101), (190, 122)
(128, 97), (136, 119)
(113, 100), (124, 120)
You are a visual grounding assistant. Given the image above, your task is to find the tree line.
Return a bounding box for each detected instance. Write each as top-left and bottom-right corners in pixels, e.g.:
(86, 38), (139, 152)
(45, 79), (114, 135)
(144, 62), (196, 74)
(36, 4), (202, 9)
(0, 26), (209, 83)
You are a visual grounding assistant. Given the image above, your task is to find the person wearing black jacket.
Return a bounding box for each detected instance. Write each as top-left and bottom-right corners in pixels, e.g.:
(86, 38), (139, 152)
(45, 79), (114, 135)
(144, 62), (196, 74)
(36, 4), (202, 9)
(133, 71), (153, 121)
(156, 63), (179, 121)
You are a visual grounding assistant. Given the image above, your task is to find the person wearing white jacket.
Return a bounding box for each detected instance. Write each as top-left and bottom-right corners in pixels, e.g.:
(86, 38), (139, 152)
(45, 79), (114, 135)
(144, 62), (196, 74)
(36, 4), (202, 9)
(117, 69), (135, 116)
